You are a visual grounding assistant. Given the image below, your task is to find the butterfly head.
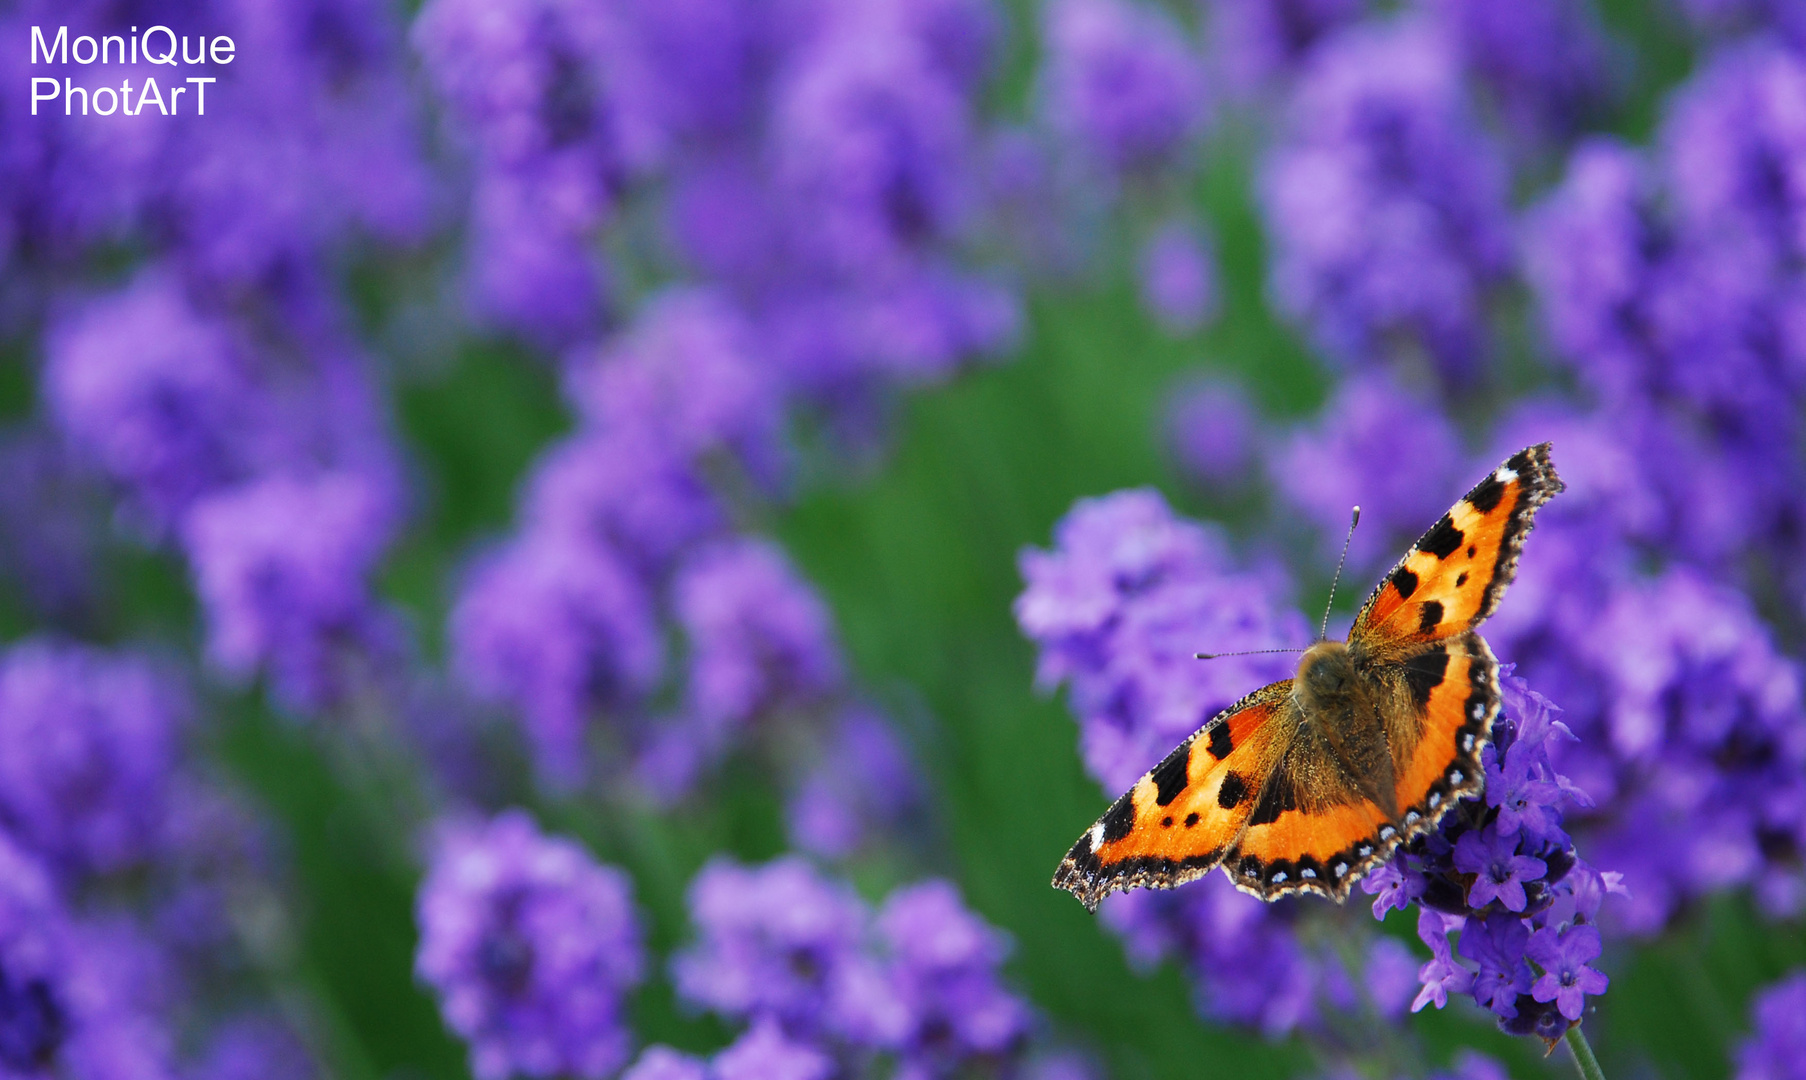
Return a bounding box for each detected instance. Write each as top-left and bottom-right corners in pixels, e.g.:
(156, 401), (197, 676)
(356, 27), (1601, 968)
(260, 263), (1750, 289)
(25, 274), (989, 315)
(1296, 640), (1357, 714)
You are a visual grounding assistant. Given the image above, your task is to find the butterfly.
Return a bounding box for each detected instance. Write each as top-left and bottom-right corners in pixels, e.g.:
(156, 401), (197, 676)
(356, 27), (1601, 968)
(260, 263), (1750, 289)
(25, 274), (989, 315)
(1053, 443), (1565, 910)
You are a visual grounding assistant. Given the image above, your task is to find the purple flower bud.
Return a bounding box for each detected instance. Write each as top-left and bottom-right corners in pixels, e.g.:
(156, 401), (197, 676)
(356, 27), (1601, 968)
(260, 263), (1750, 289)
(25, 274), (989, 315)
(0, 641), (188, 879)
(1424, 0), (1613, 144)
(1455, 913), (1533, 1019)
(1139, 219), (1220, 335)
(876, 880), (1030, 1062)
(1412, 910), (1473, 1013)
(1164, 378), (1257, 489)
(182, 471), (399, 713)
(521, 431), (724, 577)
(675, 539), (843, 736)
(771, 20), (974, 276)
(566, 288), (781, 475)
(415, 810), (645, 1080)
(672, 856), (868, 1035)
(1260, 17), (1512, 382)
(463, 167), (609, 349)
(787, 709), (921, 858)
(449, 529), (662, 786)
(622, 1045), (708, 1080)
(1202, 0), (1364, 97)
(1272, 371), (1464, 577)
(1039, 0), (1209, 176)
(0, 835), (174, 1079)
(711, 1019), (833, 1080)
(43, 271), (248, 530)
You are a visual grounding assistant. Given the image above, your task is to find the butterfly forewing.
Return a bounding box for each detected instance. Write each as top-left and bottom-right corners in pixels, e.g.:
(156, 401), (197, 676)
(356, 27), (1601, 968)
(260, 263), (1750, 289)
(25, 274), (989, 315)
(1352, 443), (1565, 658)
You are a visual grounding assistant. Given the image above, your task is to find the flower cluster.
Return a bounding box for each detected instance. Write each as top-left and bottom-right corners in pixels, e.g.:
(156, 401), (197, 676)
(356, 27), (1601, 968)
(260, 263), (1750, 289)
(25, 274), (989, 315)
(415, 810), (646, 1080)
(1259, 16), (1513, 383)
(1737, 970), (1806, 1080)
(0, 635), (321, 1078)
(1367, 677), (1617, 1039)
(651, 856), (1031, 1079)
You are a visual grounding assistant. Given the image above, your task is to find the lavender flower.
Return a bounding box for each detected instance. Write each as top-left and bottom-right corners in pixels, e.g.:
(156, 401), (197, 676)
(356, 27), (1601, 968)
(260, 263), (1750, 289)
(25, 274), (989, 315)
(621, 1046), (708, 1080)
(1270, 371), (1464, 577)
(874, 880), (1031, 1069)
(671, 856), (869, 1035)
(1138, 219), (1220, 335)
(1015, 488), (1307, 794)
(520, 431), (724, 577)
(181, 472), (400, 713)
(1101, 875), (1329, 1035)
(43, 271), (248, 531)
(674, 539), (843, 739)
(0, 641), (188, 879)
(1260, 17), (1512, 382)
(1164, 377), (1258, 488)
(463, 169), (610, 349)
(1736, 970), (1806, 1080)
(0, 834), (174, 1080)
(415, 810), (645, 1080)
(186, 1015), (317, 1080)
(411, 0), (623, 344)
(712, 1019), (834, 1080)
(1662, 40), (1806, 272)
(1201, 0), (1365, 98)
(565, 288), (781, 476)
(1424, 0), (1614, 145)
(449, 528), (662, 786)
(787, 708), (922, 859)
(1526, 925), (1608, 1021)
(770, 18), (975, 278)
(1366, 676), (1618, 1038)
(1039, 0), (1209, 178)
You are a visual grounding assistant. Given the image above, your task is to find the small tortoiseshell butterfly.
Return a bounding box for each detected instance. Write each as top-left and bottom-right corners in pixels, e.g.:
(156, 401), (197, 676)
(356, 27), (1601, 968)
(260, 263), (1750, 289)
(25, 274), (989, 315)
(1054, 443), (1565, 910)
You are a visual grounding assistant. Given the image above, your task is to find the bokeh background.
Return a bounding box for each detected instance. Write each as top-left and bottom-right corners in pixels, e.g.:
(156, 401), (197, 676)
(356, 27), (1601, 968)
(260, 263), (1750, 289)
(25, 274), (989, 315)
(1, 0), (1805, 1078)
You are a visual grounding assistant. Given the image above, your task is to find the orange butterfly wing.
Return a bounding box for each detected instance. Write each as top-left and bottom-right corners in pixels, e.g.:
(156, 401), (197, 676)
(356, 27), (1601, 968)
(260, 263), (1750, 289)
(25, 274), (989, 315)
(1052, 681), (1298, 912)
(1351, 443), (1565, 657)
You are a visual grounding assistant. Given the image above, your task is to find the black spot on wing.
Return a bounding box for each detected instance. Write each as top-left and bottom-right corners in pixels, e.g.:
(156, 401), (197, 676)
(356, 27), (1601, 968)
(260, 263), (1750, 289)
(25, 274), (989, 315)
(1417, 600), (1444, 634)
(1403, 646), (1451, 711)
(1217, 772), (1249, 810)
(1100, 791), (1136, 843)
(1150, 745), (1190, 806)
(1419, 515), (1465, 559)
(1456, 572), (1468, 587)
(1391, 565), (1419, 601)
(1184, 812), (1200, 827)
(1467, 473), (1506, 514)
(1207, 722), (1233, 760)
(1248, 767), (1298, 826)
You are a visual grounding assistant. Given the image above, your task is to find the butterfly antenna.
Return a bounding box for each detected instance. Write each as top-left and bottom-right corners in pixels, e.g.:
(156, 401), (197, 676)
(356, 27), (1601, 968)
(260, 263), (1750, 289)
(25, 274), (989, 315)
(1320, 505), (1361, 642)
(1194, 647), (1307, 661)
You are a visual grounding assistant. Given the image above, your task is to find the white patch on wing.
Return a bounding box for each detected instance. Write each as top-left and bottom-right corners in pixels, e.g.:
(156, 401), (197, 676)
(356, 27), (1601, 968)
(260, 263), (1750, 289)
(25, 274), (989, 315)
(1088, 823), (1105, 851)
(1495, 467), (1518, 483)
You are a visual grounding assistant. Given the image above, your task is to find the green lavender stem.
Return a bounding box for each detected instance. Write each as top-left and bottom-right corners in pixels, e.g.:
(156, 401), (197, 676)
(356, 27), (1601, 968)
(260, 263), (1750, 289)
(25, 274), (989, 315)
(1565, 1024), (1607, 1080)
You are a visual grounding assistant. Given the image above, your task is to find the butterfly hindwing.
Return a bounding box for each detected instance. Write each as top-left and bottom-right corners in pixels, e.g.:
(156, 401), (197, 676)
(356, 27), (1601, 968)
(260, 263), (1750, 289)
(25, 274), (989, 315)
(1351, 443), (1564, 658)
(1379, 630), (1498, 827)
(1052, 681), (1297, 912)
(1223, 719), (1398, 900)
